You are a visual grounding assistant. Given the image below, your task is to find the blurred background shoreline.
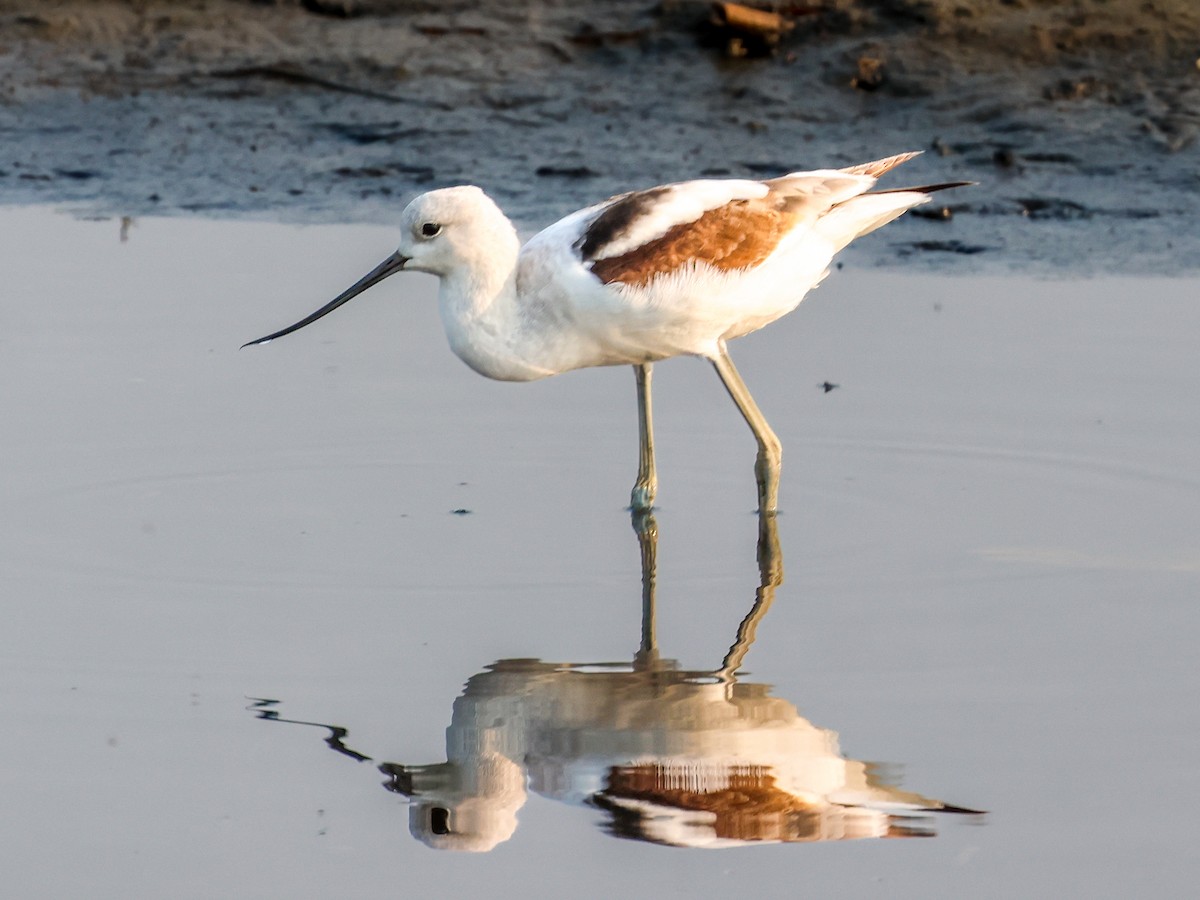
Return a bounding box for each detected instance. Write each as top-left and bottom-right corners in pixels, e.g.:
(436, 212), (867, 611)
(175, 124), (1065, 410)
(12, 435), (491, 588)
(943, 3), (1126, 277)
(2, 0), (1197, 273)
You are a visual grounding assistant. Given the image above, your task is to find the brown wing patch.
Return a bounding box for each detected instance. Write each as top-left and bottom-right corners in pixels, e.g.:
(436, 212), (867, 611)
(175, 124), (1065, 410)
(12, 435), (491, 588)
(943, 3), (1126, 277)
(588, 197), (794, 287)
(600, 764), (823, 843)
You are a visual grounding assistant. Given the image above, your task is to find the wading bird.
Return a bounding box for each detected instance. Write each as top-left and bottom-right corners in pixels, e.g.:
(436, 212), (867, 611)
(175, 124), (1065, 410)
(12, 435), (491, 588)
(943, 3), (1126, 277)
(244, 152), (965, 513)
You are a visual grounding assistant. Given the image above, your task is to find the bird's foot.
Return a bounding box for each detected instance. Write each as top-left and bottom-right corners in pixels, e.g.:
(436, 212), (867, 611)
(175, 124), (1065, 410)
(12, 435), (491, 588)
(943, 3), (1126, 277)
(753, 452), (781, 516)
(630, 481), (657, 514)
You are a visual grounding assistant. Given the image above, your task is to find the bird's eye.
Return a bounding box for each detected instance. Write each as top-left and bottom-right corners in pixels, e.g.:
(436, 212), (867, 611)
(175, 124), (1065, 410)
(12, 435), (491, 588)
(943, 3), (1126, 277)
(420, 222), (442, 238)
(430, 807), (451, 835)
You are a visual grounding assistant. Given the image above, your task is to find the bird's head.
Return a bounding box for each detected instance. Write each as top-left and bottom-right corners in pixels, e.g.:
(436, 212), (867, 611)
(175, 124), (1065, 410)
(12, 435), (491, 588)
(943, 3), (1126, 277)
(397, 185), (518, 278)
(241, 185), (517, 349)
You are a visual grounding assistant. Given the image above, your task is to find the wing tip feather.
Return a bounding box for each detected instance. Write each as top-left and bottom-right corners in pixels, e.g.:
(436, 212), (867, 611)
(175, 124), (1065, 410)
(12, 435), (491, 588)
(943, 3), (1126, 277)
(841, 151), (923, 178)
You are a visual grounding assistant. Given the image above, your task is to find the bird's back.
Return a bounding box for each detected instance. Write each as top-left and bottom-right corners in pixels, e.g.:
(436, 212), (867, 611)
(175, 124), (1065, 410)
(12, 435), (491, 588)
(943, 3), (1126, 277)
(514, 154), (935, 369)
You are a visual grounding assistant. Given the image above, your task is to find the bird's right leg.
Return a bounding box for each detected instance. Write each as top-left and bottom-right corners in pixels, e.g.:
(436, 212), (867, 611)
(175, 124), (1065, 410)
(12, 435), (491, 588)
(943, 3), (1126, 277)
(710, 344), (782, 514)
(630, 363), (657, 514)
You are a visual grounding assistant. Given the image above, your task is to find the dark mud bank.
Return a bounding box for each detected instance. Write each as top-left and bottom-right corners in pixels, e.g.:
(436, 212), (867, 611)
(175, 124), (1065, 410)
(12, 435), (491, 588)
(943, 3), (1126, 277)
(2, 0), (1197, 273)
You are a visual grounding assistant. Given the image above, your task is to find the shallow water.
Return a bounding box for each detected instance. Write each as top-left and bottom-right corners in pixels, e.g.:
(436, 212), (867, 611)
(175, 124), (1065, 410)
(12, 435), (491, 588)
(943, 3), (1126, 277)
(3, 209), (1198, 897)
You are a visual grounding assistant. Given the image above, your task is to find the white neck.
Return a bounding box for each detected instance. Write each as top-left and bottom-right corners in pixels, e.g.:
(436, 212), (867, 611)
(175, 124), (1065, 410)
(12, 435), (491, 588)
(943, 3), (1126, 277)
(437, 243), (553, 382)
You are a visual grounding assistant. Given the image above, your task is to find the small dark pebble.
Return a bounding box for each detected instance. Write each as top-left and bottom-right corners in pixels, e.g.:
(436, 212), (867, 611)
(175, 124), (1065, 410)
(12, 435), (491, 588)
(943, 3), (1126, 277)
(1016, 197), (1091, 220)
(180, 201), (237, 212)
(568, 26), (650, 47)
(850, 56), (885, 92)
(535, 165), (599, 178)
(391, 164), (434, 180)
(1112, 208), (1161, 220)
(1022, 152), (1079, 164)
(334, 163), (435, 182)
(907, 240), (989, 254)
(327, 122), (423, 145)
(1044, 77), (1102, 102)
(740, 161), (792, 174)
(911, 205), (955, 221)
(301, 0), (362, 18)
(415, 25), (488, 37)
(335, 165), (388, 178)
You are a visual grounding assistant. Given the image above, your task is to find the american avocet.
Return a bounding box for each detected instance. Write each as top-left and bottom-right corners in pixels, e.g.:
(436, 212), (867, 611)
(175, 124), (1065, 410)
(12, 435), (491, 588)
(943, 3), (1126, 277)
(245, 152), (966, 513)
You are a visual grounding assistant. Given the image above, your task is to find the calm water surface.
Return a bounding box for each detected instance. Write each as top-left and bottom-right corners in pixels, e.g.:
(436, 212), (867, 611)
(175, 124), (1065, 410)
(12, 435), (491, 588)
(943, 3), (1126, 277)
(2, 209), (1197, 897)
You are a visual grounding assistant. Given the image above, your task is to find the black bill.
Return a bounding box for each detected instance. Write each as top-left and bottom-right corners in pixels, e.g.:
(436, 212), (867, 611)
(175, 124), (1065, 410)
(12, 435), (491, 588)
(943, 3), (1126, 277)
(241, 250), (409, 348)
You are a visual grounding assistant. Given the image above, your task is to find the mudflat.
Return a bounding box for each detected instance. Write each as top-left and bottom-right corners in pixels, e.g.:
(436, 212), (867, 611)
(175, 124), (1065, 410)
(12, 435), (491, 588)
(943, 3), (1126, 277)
(2, 0), (1197, 271)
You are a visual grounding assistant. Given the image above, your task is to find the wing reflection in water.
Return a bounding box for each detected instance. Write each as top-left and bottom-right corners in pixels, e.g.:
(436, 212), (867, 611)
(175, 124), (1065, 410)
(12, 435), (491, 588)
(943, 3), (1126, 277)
(252, 513), (981, 851)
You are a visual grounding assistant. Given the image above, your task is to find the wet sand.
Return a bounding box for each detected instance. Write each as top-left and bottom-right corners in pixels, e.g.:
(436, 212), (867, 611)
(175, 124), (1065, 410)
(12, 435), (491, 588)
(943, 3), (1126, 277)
(2, 0), (1198, 271)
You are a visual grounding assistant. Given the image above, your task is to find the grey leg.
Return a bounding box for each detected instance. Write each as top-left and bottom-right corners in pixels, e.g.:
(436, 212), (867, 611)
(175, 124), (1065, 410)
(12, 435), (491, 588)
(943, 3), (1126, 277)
(710, 343), (782, 514)
(630, 363), (657, 512)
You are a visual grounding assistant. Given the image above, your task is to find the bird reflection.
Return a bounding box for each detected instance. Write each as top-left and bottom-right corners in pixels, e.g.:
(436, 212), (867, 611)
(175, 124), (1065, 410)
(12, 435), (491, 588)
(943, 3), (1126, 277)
(251, 513), (979, 851)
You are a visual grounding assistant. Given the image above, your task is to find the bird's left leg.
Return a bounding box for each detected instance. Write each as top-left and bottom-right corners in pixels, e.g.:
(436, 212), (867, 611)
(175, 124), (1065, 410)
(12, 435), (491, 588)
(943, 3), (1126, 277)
(630, 363), (657, 514)
(710, 343), (782, 514)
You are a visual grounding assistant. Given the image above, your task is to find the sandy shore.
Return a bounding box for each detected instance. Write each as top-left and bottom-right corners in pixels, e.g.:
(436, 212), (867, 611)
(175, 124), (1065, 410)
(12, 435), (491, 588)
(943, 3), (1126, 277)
(2, 0), (1197, 272)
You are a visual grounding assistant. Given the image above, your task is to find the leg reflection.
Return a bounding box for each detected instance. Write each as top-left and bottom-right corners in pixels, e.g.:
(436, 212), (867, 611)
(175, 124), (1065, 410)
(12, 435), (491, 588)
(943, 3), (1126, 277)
(630, 509), (783, 679)
(719, 511), (783, 679)
(632, 510), (659, 670)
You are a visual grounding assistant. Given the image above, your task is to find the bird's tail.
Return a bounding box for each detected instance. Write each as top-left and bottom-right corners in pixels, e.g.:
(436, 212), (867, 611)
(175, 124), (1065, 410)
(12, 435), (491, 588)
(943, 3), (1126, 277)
(841, 150), (973, 199)
(814, 190), (933, 252)
(819, 152), (971, 251)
